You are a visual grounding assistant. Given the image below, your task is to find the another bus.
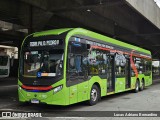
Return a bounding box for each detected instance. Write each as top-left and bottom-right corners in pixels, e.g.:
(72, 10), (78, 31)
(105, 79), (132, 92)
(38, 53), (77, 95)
(18, 28), (152, 105)
(0, 54), (10, 78)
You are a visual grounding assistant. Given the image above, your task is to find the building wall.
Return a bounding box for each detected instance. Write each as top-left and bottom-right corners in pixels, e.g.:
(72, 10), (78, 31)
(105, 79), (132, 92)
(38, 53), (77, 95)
(126, 0), (160, 29)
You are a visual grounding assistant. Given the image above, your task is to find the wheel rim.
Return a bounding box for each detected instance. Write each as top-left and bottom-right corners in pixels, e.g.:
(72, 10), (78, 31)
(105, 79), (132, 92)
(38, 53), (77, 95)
(91, 89), (97, 101)
(136, 82), (139, 91)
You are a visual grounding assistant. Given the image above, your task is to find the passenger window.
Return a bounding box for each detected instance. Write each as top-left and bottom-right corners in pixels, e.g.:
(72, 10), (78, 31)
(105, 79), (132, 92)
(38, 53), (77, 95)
(134, 57), (143, 74)
(115, 52), (126, 78)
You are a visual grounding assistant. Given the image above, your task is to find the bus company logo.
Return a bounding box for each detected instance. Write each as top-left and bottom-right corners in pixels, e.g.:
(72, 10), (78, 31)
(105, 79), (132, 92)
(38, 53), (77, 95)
(33, 80), (39, 85)
(37, 72), (41, 78)
(1, 112), (42, 118)
(2, 112), (11, 118)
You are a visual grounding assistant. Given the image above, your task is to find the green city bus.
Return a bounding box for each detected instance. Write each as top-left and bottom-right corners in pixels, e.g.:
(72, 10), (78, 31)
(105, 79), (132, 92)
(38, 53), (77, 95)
(18, 28), (152, 105)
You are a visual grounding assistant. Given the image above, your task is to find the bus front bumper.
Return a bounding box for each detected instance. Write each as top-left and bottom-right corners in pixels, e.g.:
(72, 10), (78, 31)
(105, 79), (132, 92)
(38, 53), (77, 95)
(18, 86), (67, 105)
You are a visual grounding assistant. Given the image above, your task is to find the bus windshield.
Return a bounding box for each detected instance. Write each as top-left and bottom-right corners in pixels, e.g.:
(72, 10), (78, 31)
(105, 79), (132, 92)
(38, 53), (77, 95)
(0, 56), (8, 66)
(23, 49), (63, 77)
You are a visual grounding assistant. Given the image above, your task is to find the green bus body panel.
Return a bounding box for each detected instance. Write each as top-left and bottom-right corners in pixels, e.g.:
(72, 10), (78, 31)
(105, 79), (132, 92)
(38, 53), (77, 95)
(18, 28), (152, 106)
(32, 28), (150, 55)
(77, 81), (88, 103)
(33, 28), (73, 37)
(115, 78), (126, 93)
(67, 77), (107, 105)
(65, 28), (151, 55)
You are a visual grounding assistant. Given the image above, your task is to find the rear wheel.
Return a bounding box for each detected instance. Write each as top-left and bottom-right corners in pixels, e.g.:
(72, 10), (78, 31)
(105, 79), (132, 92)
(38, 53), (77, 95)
(134, 80), (139, 93)
(88, 85), (100, 106)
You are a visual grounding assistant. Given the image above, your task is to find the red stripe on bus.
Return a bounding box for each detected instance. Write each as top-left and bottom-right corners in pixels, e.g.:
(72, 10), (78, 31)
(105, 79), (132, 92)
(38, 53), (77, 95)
(22, 85), (53, 91)
(91, 45), (151, 60)
(91, 45), (145, 78)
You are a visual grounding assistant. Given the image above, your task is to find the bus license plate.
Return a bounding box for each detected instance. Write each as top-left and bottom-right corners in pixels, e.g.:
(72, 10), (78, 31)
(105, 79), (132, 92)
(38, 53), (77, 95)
(31, 99), (39, 104)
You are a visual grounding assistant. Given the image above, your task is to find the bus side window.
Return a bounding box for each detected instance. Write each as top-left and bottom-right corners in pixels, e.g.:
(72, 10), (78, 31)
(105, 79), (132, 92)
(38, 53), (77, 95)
(145, 59), (152, 75)
(115, 53), (126, 78)
(134, 57), (143, 74)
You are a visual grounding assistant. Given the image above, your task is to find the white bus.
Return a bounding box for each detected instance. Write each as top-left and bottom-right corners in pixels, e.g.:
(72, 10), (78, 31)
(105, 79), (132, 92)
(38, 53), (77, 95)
(0, 55), (10, 78)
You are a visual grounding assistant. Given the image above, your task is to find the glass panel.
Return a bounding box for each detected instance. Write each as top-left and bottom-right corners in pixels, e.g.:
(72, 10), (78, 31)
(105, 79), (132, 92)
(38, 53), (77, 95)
(115, 53), (126, 77)
(0, 56), (8, 66)
(67, 40), (88, 81)
(23, 49), (63, 77)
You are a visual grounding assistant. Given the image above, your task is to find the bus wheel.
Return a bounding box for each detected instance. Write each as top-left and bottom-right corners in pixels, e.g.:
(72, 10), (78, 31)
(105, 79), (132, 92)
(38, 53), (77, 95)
(140, 80), (145, 91)
(88, 85), (100, 106)
(134, 80), (139, 93)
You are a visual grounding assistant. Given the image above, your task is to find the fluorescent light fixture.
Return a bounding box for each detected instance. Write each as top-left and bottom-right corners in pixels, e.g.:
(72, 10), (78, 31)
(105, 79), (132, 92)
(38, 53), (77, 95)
(87, 9), (91, 12)
(1, 28), (9, 31)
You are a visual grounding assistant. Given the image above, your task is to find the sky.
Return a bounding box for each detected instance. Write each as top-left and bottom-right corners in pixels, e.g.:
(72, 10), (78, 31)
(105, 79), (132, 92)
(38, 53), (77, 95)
(152, 61), (159, 67)
(154, 0), (160, 8)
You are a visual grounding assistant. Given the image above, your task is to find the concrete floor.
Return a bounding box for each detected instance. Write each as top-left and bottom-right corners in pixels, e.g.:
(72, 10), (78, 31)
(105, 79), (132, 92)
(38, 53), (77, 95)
(0, 78), (160, 119)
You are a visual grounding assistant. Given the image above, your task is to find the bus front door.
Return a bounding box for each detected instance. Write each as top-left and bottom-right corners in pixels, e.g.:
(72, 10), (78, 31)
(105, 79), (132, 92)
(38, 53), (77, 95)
(67, 54), (88, 104)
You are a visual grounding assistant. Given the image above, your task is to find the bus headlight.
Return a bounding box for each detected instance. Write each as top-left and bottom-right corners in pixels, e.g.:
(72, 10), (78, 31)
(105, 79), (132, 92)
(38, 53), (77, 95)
(53, 85), (63, 94)
(18, 86), (22, 90)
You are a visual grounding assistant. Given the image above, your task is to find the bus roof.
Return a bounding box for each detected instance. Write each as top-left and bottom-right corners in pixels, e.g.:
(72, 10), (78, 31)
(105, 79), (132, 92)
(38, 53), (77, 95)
(33, 28), (151, 55)
(33, 28), (73, 37)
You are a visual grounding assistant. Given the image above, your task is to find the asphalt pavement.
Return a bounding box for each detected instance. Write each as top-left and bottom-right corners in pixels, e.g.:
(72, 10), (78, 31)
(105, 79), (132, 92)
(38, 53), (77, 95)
(0, 78), (160, 119)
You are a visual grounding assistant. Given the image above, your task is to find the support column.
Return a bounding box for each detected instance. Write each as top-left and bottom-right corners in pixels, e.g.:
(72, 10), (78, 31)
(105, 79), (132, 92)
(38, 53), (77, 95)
(159, 60), (160, 77)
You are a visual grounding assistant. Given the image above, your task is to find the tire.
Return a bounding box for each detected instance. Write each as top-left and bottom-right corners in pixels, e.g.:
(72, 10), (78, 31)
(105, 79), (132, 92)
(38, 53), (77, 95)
(134, 80), (139, 93)
(88, 85), (100, 106)
(140, 80), (145, 91)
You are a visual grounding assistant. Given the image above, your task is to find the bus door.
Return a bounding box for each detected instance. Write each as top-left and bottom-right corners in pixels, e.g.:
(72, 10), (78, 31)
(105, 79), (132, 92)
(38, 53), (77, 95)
(107, 54), (115, 93)
(125, 57), (131, 88)
(73, 54), (88, 102)
(67, 53), (78, 104)
(67, 40), (89, 104)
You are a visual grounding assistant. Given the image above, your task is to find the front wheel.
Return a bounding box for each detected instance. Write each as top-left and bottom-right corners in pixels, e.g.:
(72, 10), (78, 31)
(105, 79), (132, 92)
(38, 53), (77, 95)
(88, 85), (100, 106)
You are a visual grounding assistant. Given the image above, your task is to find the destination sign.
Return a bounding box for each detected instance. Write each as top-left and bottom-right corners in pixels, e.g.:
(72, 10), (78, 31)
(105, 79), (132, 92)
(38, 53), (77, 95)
(29, 40), (61, 47)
